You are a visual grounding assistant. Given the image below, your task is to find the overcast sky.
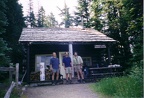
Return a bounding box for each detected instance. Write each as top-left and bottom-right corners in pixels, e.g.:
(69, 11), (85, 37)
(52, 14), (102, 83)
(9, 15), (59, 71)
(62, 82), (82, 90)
(18, 0), (78, 23)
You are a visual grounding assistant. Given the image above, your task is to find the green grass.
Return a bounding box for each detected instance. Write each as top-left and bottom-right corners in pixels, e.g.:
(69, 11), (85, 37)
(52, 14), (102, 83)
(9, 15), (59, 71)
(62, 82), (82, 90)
(0, 87), (21, 98)
(90, 76), (143, 98)
(0, 81), (22, 98)
(10, 87), (22, 98)
(0, 90), (6, 98)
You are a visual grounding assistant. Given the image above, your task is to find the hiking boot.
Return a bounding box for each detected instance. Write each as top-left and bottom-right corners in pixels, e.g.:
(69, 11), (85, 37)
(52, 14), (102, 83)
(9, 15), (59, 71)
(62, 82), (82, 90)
(52, 83), (55, 86)
(81, 79), (85, 83)
(55, 80), (59, 85)
(69, 80), (72, 84)
(52, 81), (55, 86)
(66, 80), (69, 84)
(78, 79), (81, 83)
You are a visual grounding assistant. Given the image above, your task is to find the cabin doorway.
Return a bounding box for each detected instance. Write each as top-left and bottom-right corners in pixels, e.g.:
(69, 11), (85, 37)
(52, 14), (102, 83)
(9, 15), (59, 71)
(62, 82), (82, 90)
(59, 52), (66, 78)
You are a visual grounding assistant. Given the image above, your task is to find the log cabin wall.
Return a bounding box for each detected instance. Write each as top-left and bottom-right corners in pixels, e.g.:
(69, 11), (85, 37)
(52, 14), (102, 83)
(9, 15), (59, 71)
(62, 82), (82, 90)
(29, 44), (108, 73)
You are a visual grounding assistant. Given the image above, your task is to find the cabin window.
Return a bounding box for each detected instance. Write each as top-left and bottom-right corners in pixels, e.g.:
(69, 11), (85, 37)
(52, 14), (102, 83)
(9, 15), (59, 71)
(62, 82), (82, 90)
(82, 57), (92, 66)
(35, 54), (52, 72)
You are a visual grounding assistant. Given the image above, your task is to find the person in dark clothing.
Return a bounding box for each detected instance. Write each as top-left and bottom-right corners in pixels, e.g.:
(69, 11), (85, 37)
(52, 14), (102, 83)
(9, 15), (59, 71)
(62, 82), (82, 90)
(50, 52), (60, 85)
(63, 52), (72, 83)
(83, 65), (89, 78)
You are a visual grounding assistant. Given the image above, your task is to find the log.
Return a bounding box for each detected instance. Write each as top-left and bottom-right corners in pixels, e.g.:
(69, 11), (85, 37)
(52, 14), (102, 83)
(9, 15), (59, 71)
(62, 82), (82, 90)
(0, 67), (15, 71)
(0, 65), (15, 83)
(15, 63), (19, 88)
(30, 69), (52, 81)
(9, 64), (14, 83)
(4, 81), (15, 98)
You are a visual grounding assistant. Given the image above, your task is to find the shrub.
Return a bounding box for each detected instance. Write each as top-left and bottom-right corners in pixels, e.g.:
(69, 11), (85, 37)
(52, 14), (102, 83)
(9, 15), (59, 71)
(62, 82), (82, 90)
(129, 61), (143, 84)
(91, 76), (143, 98)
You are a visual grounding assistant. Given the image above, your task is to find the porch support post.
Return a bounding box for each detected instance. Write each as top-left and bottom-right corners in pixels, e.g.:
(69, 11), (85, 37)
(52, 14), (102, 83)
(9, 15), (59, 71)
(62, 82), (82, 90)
(107, 44), (111, 65)
(68, 42), (74, 77)
(26, 43), (30, 84)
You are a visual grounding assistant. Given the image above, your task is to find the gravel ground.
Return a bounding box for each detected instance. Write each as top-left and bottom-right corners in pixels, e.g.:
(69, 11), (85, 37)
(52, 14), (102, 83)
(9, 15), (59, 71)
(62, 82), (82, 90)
(23, 83), (99, 98)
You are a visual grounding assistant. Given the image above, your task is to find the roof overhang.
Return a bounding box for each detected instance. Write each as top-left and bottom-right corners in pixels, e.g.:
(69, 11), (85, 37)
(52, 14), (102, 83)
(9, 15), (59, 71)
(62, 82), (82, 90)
(19, 27), (116, 45)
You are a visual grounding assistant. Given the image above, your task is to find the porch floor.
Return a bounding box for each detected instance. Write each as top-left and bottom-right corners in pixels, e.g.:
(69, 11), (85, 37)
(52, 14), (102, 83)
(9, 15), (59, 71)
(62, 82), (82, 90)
(29, 77), (98, 86)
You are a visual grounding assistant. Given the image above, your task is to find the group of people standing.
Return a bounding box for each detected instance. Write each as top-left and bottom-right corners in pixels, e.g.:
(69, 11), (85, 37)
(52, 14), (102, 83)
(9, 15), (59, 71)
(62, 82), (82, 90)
(50, 52), (85, 85)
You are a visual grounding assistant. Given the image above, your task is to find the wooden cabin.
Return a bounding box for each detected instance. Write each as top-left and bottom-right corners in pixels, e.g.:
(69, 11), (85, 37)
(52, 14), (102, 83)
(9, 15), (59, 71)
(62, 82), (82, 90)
(19, 27), (122, 83)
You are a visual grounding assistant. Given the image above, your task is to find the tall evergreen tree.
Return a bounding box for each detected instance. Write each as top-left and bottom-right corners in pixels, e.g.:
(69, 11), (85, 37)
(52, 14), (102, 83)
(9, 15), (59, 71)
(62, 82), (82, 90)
(25, 0), (36, 27)
(74, 0), (90, 28)
(58, 3), (73, 28)
(37, 6), (45, 27)
(2, 0), (24, 64)
(90, 0), (103, 31)
(0, 0), (7, 34)
(45, 13), (58, 27)
(0, 0), (10, 65)
(123, 0), (143, 66)
(91, 0), (131, 67)
(90, 0), (143, 68)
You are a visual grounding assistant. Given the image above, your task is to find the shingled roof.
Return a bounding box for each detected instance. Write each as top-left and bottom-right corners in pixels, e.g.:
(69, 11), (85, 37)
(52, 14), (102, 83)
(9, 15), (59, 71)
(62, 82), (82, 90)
(19, 28), (116, 43)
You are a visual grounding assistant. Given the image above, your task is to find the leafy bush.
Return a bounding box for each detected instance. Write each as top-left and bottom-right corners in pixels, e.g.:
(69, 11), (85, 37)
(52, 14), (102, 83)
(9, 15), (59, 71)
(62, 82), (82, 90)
(0, 38), (11, 66)
(0, 90), (5, 98)
(129, 61), (143, 84)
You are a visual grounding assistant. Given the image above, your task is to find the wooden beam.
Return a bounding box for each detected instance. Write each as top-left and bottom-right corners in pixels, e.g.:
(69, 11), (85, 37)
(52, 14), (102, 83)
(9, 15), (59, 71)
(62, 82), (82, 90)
(0, 67), (15, 71)
(107, 44), (111, 64)
(26, 43), (30, 84)
(20, 41), (115, 45)
(15, 63), (19, 88)
(9, 64), (14, 83)
(4, 81), (15, 98)
(69, 42), (74, 77)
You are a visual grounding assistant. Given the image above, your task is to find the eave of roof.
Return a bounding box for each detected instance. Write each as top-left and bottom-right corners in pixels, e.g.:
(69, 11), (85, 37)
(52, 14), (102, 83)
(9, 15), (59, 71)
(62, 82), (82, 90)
(19, 27), (116, 43)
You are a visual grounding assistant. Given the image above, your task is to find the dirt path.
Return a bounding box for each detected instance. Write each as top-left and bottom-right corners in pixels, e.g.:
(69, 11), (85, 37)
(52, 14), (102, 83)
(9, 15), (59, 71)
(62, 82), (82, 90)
(22, 83), (99, 98)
